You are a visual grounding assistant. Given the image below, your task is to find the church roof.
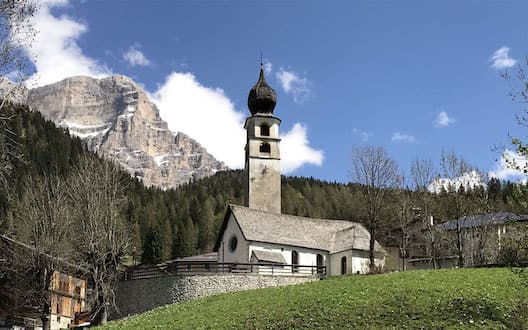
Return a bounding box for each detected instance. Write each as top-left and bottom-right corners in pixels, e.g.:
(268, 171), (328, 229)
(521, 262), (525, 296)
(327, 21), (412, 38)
(437, 212), (528, 231)
(213, 204), (385, 254)
(251, 250), (286, 264)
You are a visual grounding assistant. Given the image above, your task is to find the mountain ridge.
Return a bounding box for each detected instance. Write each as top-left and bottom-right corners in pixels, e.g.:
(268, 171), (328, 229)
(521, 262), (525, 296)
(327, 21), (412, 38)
(3, 75), (227, 189)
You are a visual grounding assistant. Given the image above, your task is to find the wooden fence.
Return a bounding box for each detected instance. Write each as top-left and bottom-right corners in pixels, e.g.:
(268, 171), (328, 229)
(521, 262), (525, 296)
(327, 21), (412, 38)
(122, 262), (326, 280)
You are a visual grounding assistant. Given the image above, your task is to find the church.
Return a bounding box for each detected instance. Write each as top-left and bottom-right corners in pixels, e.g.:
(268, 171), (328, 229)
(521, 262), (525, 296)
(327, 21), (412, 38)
(212, 67), (385, 275)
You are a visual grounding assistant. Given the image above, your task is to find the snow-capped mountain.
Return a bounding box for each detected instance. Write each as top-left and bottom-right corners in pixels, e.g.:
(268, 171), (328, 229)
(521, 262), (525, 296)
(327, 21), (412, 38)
(428, 170), (485, 194)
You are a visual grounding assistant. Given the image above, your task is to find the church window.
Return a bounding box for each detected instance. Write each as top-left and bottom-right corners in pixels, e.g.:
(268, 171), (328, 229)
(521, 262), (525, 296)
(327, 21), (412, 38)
(259, 142), (271, 153)
(291, 250), (299, 273)
(229, 236), (238, 252)
(316, 254), (324, 274)
(260, 124), (270, 136)
(341, 256), (347, 275)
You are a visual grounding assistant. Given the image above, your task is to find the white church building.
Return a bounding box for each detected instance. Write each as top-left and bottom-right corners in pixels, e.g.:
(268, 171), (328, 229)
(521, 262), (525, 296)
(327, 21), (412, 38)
(212, 67), (385, 276)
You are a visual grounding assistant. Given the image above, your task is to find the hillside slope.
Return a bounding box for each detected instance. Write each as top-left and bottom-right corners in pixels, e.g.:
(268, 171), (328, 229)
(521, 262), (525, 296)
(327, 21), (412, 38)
(99, 268), (527, 329)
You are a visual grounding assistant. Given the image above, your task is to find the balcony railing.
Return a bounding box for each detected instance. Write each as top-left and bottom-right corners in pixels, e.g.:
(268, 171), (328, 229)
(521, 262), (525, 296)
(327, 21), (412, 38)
(122, 262), (326, 281)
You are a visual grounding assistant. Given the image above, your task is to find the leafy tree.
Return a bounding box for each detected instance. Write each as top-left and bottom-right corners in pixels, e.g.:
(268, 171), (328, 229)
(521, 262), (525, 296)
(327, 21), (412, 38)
(7, 174), (71, 330)
(68, 156), (130, 325)
(437, 150), (482, 267)
(0, 0), (36, 90)
(350, 145), (400, 271)
(410, 158), (439, 268)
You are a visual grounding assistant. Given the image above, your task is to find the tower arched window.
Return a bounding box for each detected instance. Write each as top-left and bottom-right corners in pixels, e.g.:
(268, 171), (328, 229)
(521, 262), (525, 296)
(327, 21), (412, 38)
(291, 250), (299, 273)
(260, 124), (270, 137)
(341, 256), (347, 275)
(259, 142), (271, 154)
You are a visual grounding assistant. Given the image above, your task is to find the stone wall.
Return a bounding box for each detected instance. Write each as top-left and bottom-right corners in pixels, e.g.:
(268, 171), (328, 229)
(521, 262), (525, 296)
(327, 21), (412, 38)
(112, 274), (318, 319)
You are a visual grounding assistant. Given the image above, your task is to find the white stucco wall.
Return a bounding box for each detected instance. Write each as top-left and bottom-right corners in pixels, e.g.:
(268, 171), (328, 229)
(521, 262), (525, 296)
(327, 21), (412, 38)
(330, 250), (384, 275)
(50, 314), (72, 330)
(249, 242), (327, 268)
(217, 214), (249, 264)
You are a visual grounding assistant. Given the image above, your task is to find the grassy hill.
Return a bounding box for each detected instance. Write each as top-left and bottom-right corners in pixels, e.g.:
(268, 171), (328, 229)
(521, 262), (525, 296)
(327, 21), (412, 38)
(100, 268), (527, 329)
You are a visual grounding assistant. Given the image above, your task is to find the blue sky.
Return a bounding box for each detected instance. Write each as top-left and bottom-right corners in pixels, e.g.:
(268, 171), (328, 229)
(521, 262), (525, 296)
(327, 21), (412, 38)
(19, 0), (528, 184)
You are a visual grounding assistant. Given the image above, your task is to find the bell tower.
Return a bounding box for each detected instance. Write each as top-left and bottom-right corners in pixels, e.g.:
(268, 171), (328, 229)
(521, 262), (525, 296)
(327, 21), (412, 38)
(245, 67), (281, 213)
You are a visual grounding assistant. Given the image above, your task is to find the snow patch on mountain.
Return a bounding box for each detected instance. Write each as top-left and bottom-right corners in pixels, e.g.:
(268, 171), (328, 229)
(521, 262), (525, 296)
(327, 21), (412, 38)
(429, 170), (485, 194)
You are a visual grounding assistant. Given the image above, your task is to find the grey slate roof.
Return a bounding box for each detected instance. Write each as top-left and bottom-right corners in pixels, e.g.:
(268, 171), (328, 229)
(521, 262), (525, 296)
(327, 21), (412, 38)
(173, 252), (218, 263)
(251, 250), (286, 264)
(214, 204), (384, 254)
(437, 212), (528, 231)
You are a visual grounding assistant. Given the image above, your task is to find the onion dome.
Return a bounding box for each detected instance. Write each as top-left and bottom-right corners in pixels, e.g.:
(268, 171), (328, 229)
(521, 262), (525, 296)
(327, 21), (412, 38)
(247, 67), (277, 115)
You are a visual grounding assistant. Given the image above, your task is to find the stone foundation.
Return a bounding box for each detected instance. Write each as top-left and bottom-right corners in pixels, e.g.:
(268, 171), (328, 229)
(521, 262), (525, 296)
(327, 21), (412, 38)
(112, 274), (318, 319)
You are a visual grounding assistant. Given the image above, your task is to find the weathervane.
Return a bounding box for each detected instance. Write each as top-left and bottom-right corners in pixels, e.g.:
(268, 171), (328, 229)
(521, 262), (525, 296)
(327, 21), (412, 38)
(260, 50), (263, 68)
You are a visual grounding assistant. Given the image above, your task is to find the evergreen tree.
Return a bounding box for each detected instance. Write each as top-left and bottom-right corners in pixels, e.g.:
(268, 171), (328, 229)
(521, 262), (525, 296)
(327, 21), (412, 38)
(142, 226), (163, 264)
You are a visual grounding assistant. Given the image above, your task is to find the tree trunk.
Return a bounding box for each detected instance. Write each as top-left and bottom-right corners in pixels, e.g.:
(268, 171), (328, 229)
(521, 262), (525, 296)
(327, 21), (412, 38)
(431, 238), (438, 270)
(401, 232), (407, 271)
(456, 221), (464, 268)
(41, 315), (50, 330)
(99, 304), (108, 325)
(369, 236), (376, 273)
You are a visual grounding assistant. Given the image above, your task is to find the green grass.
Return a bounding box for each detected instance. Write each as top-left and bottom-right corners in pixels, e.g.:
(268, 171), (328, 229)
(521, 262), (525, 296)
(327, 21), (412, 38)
(100, 268), (528, 329)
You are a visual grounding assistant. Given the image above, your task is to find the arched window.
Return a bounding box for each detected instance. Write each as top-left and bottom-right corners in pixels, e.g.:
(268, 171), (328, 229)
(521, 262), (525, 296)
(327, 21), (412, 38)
(316, 254), (324, 274)
(341, 256), (347, 275)
(291, 250), (299, 273)
(260, 124), (270, 136)
(229, 236), (238, 252)
(259, 142), (271, 153)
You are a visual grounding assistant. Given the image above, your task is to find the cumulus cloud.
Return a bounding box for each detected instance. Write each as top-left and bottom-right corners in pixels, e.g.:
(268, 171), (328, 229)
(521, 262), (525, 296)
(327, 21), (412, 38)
(434, 111), (454, 128)
(123, 45), (151, 67)
(352, 128), (372, 142)
(391, 132), (416, 143)
(489, 150), (528, 181)
(152, 72), (246, 168)
(275, 68), (311, 104)
(24, 0), (110, 86)
(152, 72), (323, 173)
(490, 46), (517, 69)
(280, 123), (324, 173)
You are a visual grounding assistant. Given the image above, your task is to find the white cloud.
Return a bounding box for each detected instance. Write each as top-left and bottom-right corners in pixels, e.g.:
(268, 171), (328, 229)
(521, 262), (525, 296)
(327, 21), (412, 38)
(429, 170), (484, 194)
(489, 149), (528, 181)
(262, 61), (273, 75)
(23, 1), (110, 86)
(391, 132), (416, 143)
(490, 46), (517, 69)
(352, 128), (372, 142)
(434, 111), (454, 128)
(152, 72), (323, 173)
(123, 45), (151, 67)
(280, 123), (324, 173)
(152, 72), (246, 168)
(275, 68), (311, 104)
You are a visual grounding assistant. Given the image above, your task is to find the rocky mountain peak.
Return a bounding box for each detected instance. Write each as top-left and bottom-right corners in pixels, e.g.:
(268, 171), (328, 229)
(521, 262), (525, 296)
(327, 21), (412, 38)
(22, 75), (227, 189)
(0, 77), (28, 105)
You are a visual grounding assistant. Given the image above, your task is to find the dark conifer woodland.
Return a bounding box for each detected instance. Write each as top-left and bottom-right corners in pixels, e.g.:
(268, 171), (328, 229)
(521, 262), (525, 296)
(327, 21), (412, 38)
(1, 103), (527, 265)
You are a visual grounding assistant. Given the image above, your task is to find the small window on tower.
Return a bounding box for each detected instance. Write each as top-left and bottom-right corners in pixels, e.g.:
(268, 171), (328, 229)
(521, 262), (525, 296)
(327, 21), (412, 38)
(259, 142), (271, 154)
(260, 124), (270, 136)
